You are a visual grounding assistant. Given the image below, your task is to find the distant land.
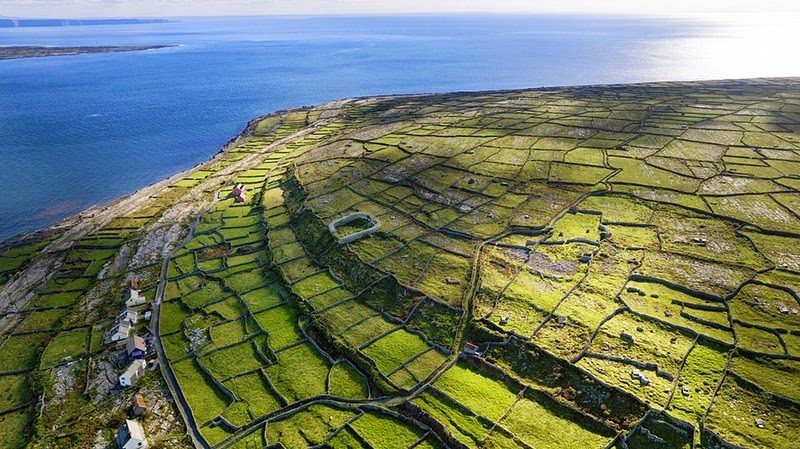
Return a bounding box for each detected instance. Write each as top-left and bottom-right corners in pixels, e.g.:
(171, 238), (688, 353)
(1, 77), (799, 449)
(0, 45), (176, 60)
(0, 18), (171, 28)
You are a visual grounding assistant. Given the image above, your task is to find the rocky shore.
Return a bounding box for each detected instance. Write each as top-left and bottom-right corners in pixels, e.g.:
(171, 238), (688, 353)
(0, 45), (176, 60)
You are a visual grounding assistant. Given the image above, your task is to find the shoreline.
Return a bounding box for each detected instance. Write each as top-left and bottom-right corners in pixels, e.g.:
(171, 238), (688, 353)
(3, 74), (798, 250)
(0, 44), (177, 60)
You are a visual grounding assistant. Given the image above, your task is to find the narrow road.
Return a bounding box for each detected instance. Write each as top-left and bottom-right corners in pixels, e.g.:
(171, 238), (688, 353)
(148, 123), (324, 449)
(150, 217), (210, 449)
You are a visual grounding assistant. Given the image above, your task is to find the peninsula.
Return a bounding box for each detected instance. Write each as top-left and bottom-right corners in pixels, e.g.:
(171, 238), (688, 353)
(1, 78), (799, 449)
(0, 45), (176, 60)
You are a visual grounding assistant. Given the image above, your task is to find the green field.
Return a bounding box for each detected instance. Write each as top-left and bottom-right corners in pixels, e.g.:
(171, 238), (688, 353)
(2, 78), (800, 448)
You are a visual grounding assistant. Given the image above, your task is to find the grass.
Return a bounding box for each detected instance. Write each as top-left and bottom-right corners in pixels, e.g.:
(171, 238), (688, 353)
(224, 371), (283, 418)
(18, 309), (66, 332)
(279, 257), (321, 283)
(605, 224), (659, 249)
(224, 268), (271, 294)
(172, 358), (230, 424)
(730, 356), (800, 403)
(240, 283), (286, 312)
(183, 280), (227, 309)
(549, 211), (602, 242)
(204, 296), (245, 321)
(0, 333), (49, 372)
(433, 363), (517, 421)
(320, 301), (379, 335)
(636, 251), (754, 298)
(548, 162), (613, 185)
(254, 305), (303, 350)
(266, 404), (356, 449)
(705, 376), (800, 449)
(653, 211), (768, 270)
(742, 230), (800, 272)
(0, 374), (30, 412)
(208, 319), (249, 350)
(162, 331), (190, 360)
(589, 312), (695, 377)
(308, 287), (352, 310)
(399, 348), (447, 386)
(706, 194), (800, 234)
(729, 283), (800, 331)
(667, 342), (729, 425)
(292, 271), (340, 298)
(577, 356), (674, 407)
(0, 407), (31, 449)
(160, 300), (192, 334)
(414, 390), (492, 446)
(327, 426), (370, 449)
(489, 395), (612, 449)
(201, 340), (267, 380)
(350, 412), (425, 449)
(328, 362), (369, 399)
(580, 195), (653, 224)
(734, 324), (784, 355)
(271, 242), (306, 264)
(340, 315), (397, 348)
(11, 80), (800, 449)
(265, 343), (330, 402)
(362, 329), (430, 374)
(620, 280), (733, 344)
(39, 327), (89, 368)
(415, 251), (471, 306)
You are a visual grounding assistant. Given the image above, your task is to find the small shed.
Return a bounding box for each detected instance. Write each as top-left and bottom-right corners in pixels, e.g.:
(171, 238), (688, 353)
(120, 359), (147, 387)
(131, 393), (147, 417)
(126, 335), (147, 361)
(117, 419), (149, 449)
(232, 183), (247, 203)
(464, 342), (482, 357)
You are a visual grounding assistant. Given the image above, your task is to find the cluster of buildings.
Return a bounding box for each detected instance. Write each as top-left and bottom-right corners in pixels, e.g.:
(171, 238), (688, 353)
(108, 278), (149, 342)
(110, 279), (153, 388)
(112, 278), (154, 448)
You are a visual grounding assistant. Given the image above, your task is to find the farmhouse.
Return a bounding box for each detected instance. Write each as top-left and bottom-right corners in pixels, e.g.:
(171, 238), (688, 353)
(120, 359), (147, 387)
(120, 308), (139, 325)
(125, 279), (147, 307)
(109, 320), (132, 342)
(131, 393), (147, 417)
(126, 335), (147, 361)
(117, 419), (149, 449)
(464, 342), (482, 356)
(232, 183), (247, 203)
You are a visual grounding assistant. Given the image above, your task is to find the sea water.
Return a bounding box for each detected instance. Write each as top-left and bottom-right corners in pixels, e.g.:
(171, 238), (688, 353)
(1, 14), (798, 240)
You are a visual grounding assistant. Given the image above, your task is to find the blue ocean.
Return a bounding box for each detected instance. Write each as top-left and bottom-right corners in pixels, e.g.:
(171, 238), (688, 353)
(1, 14), (798, 241)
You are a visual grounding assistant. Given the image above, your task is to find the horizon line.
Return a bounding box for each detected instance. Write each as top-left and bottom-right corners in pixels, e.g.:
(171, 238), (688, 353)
(5, 10), (798, 20)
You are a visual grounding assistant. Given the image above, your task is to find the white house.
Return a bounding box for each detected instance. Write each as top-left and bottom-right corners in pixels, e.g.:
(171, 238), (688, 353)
(125, 289), (147, 308)
(119, 359), (147, 387)
(117, 419), (149, 449)
(126, 335), (147, 361)
(109, 320), (132, 342)
(118, 308), (138, 325)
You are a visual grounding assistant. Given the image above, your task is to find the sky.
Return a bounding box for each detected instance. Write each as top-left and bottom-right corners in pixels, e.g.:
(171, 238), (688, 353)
(3, 0), (800, 18)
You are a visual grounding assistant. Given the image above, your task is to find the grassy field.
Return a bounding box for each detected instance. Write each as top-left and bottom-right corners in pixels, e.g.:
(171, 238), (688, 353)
(3, 79), (800, 448)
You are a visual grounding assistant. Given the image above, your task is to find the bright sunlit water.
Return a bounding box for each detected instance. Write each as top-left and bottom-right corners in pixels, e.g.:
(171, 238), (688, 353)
(1, 14), (798, 241)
